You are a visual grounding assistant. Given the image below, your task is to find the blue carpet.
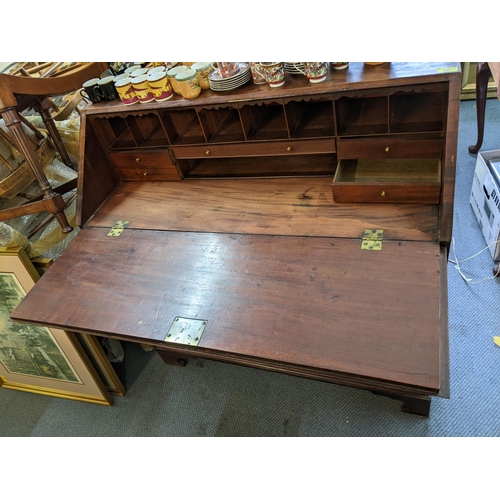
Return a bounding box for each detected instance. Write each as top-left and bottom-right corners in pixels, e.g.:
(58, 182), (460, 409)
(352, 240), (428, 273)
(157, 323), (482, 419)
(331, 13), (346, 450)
(1, 99), (500, 437)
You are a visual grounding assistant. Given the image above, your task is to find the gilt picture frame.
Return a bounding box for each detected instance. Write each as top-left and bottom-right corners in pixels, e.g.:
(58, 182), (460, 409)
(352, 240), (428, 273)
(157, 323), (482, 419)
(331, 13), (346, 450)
(76, 333), (126, 396)
(0, 247), (112, 405)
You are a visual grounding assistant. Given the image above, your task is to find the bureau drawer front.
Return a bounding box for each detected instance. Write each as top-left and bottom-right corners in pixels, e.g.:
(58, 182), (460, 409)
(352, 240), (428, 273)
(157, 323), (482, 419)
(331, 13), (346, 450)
(332, 183), (441, 203)
(337, 137), (443, 159)
(108, 150), (182, 181)
(113, 166), (181, 181)
(172, 139), (336, 159)
(332, 158), (441, 204)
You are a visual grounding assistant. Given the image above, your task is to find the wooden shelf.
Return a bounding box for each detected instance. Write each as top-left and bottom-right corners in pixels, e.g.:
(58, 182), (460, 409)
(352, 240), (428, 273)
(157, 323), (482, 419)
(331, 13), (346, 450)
(123, 113), (166, 148)
(285, 98), (335, 138)
(336, 95), (388, 136)
(390, 91), (447, 133)
(89, 116), (137, 150)
(178, 153), (337, 178)
(198, 106), (245, 143)
(240, 102), (289, 141)
(161, 108), (205, 145)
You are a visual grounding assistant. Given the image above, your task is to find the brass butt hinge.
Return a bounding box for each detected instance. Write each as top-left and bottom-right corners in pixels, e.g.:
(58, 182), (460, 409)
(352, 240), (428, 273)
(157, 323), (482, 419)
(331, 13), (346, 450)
(361, 229), (384, 250)
(107, 220), (130, 237)
(164, 317), (207, 346)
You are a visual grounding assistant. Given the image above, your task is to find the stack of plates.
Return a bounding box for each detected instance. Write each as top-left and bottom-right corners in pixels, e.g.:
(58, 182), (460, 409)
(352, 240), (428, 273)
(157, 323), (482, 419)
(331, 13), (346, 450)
(285, 62), (305, 75)
(208, 62), (251, 91)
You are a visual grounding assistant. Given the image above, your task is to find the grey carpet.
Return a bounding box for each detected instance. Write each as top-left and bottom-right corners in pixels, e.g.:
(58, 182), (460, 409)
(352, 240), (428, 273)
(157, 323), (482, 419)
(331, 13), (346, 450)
(1, 99), (500, 437)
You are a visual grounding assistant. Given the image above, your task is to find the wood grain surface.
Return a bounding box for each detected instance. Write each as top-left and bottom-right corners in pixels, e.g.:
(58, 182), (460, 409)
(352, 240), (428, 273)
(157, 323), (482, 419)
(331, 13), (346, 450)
(12, 226), (442, 391)
(85, 179), (440, 241)
(81, 63), (460, 116)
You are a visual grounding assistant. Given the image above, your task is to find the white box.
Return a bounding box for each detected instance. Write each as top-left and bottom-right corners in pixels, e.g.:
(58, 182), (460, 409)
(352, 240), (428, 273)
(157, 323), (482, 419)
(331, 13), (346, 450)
(470, 149), (500, 260)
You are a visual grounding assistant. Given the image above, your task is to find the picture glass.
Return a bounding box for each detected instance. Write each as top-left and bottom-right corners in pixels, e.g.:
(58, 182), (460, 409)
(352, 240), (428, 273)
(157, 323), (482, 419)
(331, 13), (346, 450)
(0, 272), (81, 383)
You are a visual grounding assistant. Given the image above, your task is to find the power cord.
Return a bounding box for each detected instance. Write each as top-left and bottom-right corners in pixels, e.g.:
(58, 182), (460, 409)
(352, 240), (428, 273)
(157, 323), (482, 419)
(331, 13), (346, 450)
(449, 236), (500, 284)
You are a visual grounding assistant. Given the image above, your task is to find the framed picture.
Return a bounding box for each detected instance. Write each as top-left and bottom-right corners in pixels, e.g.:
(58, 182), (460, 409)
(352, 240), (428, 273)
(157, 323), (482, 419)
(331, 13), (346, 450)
(0, 247), (112, 405)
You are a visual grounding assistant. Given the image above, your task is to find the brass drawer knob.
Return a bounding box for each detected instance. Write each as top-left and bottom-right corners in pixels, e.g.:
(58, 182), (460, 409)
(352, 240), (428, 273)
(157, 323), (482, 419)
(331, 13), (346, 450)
(135, 157), (140, 162)
(287, 146), (292, 152)
(381, 191), (386, 196)
(205, 150), (210, 155)
(143, 172), (148, 176)
(384, 147), (390, 153)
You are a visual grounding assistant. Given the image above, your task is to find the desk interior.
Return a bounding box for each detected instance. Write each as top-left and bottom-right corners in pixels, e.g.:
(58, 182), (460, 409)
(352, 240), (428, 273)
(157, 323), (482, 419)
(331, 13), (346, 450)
(86, 178), (440, 241)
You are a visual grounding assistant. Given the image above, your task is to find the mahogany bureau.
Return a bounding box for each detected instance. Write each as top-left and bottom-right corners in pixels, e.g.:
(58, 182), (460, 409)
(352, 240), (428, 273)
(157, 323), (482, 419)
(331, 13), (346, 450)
(11, 62), (461, 416)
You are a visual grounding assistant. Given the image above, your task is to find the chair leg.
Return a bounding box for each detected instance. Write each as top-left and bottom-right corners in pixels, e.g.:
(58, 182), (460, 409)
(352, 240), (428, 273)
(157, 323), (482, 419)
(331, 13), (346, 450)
(35, 98), (74, 169)
(1, 107), (73, 233)
(469, 62), (492, 154)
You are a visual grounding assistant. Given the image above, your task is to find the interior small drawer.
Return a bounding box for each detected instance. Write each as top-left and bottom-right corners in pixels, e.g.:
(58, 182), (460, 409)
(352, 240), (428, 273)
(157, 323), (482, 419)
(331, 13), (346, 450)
(332, 158), (441, 203)
(108, 150), (182, 181)
(114, 165), (184, 181)
(336, 137), (443, 160)
(171, 139), (336, 159)
(108, 150), (173, 168)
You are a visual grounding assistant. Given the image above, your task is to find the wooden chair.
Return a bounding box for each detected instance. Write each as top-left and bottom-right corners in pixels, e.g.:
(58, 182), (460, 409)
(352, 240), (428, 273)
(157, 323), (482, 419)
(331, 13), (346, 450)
(0, 62), (108, 233)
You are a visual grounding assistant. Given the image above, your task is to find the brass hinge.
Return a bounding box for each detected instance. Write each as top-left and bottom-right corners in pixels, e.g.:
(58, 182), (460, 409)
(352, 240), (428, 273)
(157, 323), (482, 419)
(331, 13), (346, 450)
(164, 317), (207, 346)
(107, 220), (130, 237)
(436, 66), (459, 73)
(361, 229), (384, 250)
